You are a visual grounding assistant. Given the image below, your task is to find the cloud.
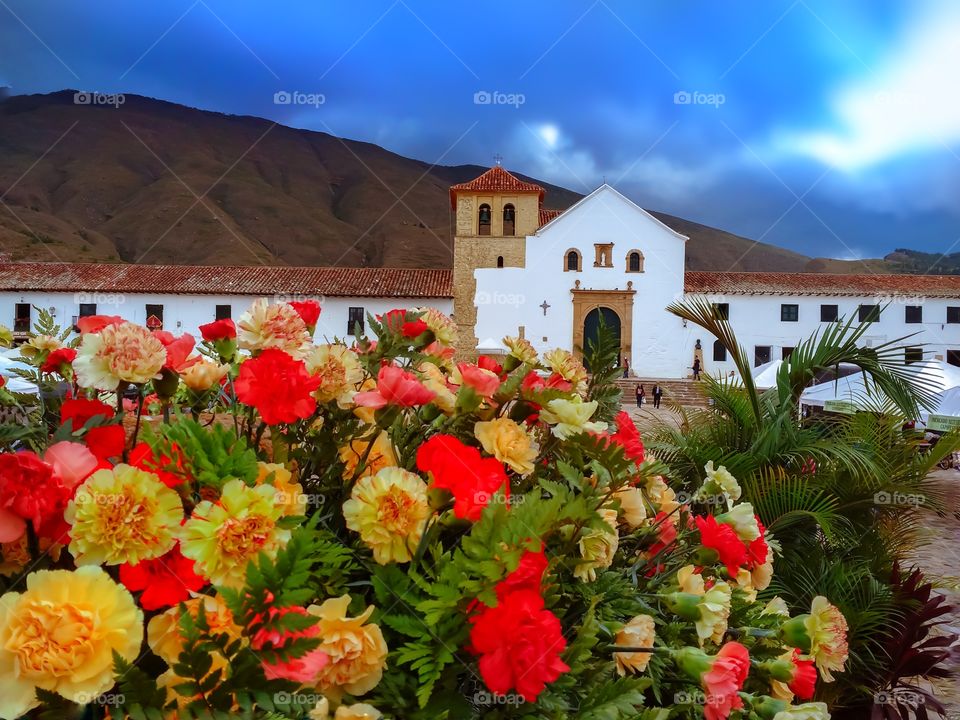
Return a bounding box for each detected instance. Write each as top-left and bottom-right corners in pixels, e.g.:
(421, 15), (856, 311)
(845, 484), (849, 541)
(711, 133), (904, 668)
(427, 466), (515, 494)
(781, 1), (960, 170)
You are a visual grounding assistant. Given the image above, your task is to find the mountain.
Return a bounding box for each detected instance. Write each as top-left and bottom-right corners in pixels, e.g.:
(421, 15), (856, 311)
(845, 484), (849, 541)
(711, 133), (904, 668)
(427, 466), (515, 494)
(0, 91), (911, 273)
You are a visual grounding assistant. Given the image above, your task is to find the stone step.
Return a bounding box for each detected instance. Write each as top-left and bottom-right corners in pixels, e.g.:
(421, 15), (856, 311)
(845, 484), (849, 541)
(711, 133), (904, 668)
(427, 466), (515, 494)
(614, 378), (709, 407)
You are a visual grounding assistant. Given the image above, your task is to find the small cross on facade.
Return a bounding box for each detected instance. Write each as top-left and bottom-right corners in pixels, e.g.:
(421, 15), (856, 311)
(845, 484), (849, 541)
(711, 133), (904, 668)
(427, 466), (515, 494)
(493, 153), (503, 166)
(540, 300), (551, 316)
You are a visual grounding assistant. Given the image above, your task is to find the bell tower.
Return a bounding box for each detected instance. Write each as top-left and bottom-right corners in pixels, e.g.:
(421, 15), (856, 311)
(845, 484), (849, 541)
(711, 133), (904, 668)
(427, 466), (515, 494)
(450, 164), (545, 356)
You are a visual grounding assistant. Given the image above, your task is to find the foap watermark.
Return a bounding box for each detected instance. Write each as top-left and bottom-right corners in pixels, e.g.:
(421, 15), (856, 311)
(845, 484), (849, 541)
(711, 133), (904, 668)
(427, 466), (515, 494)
(874, 491), (925, 507)
(274, 490), (326, 508)
(273, 691), (325, 707)
(273, 90), (325, 108)
(473, 690), (525, 706)
(675, 690), (736, 705)
(674, 90), (725, 108)
(875, 690), (925, 708)
(274, 293), (325, 305)
(475, 290), (525, 308)
(473, 90), (525, 108)
(75, 692), (125, 706)
(675, 490), (726, 506)
(873, 293), (926, 306)
(74, 291), (125, 308)
(74, 491), (129, 507)
(74, 91), (125, 108)
(474, 490), (520, 507)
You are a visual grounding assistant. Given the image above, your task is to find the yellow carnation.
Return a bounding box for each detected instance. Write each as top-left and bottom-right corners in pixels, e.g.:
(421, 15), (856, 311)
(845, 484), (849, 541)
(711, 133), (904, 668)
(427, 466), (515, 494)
(695, 581), (731, 646)
(339, 431), (397, 480)
(0, 566), (143, 718)
(503, 336), (537, 364)
(615, 614), (656, 675)
(542, 348), (588, 394)
(646, 476), (680, 515)
(74, 321), (166, 390)
(336, 704), (382, 720)
(574, 508), (619, 582)
(180, 357), (229, 392)
(805, 596), (849, 682)
(306, 344), (364, 405)
(702, 460), (741, 504)
(418, 307), (457, 346)
(419, 362), (456, 414)
(179, 479), (290, 588)
(20, 334), (61, 359)
(147, 596), (243, 665)
(237, 298), (310, 357)
(65, 464), (184, 566)
(613, 487), (647, 529)
(0, 536), (60, 578)
(256, 461), (307, 516)
(677, 565), (705, 594)
(539, 397), (607, 439)
(474, 417), (538, 475)
(309, 595), (388, 701)
(342, 467), (430, 565)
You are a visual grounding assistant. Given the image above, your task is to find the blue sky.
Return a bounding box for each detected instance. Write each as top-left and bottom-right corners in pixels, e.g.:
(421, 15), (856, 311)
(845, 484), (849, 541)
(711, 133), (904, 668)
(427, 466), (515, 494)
(2, 0), (959, 260)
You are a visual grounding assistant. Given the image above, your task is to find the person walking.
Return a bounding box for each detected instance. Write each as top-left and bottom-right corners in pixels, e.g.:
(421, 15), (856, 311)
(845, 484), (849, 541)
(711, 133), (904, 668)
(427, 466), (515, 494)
(622, 356), (630, 379)
(652, 384), (662, 409)
(635, 383), (645, 408)
(692, 358), (701, 380)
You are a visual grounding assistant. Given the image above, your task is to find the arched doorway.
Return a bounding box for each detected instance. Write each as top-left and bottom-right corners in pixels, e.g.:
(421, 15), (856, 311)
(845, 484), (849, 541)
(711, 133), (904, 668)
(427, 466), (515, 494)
(582, 306), (621, 370)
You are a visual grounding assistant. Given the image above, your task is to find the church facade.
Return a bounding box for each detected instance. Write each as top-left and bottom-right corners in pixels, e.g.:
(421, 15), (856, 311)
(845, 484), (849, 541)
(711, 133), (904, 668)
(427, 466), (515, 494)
(456, 166), (960, 378)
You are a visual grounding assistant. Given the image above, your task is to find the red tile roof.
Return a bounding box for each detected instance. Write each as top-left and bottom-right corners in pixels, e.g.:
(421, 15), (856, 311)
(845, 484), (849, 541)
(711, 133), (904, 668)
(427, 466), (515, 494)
(450, 166), (545, 207)
(684, 271), (960, 298)
(0, 263), (453, 298)
(538, 208), (564, 227)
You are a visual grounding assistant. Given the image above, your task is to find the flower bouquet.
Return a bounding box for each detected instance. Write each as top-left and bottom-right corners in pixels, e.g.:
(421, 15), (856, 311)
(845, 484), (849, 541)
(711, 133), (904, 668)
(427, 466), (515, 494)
(0, 301), (849, 720)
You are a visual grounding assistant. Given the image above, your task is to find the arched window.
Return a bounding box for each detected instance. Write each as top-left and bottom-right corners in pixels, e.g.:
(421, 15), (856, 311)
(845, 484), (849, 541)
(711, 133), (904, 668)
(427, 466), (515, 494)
(564, 249), (581, 272)
(713, 339), (727, 362)
(496, 256), (504, 268)
(502, 204), (515, 235)
(626, 250), (644, 273)
(478, 204), (491, 236)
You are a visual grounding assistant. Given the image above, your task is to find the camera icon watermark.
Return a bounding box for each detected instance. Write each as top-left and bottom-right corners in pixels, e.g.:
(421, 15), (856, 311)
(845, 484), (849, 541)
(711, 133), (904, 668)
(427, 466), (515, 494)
(874, 491), (925, 507)
(273, 90), (326, 108)
(75, 692), (125, 706)
(673, 90), (725, 108)
(473, 690), (524, 706)
(875, 690), (925, 707)
(74, 91), (125, 108)
(473, 90), (525, 108)
(273, 691), (325, 707)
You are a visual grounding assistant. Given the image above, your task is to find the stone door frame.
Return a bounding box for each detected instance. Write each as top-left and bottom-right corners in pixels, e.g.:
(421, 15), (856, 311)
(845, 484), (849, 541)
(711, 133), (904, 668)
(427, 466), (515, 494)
(571, 286), (635, 359)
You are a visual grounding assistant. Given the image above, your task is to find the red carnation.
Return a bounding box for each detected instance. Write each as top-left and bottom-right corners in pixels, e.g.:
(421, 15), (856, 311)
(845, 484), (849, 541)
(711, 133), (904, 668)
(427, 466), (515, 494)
(417, 434), (509, 521)
(478, 355), (503, 376)
(40, 347), (77, 374)
(496, 548), (548, 598)
(84, 425), (126, 462)
(746, 517), (769, 569)
(788, 649), (817, 699)
(76, 314), (123, 334)
(199, 318), (237, 341)
(0, 376), (5, 390)
(129, 442), (190, 488)
(610, 411), (645, 465)
(234, 348), (320, 425)
(401, 318), (428, 338)
(696, 515), (748, 577)
(153, 331), (198, 372)
(119, 544), (207, 610)
(0, 451), (69, 542)
(289, 300), (322, 331)
(60, 397), (114, 430)
(469, 589), (570, 701)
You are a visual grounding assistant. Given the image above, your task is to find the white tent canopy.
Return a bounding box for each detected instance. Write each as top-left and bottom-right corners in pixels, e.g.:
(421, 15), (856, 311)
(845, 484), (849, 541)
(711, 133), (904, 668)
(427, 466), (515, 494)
(800, 359), (960, 415)
(921, 386), (960, 430)
(0, 350), (38, 394)
(751, 359), (783, 389)
(475, 337), (508, 353)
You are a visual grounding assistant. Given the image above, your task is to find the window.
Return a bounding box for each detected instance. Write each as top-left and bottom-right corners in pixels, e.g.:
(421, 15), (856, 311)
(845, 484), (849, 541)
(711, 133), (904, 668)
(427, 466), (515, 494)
(782, 346), (795, 360)
(948, 350), (960, 368)
(502, 204), (515, 236)
(215, 304), (231, 320)
(712, 303), (729, 320)
(781, 304), (799, 322)
(78, 303), (97, 317)
(348, 307), (365, 336)
(478, 204), (491, 236)
(754, 345), (771, 367)
(564, 250), (581, 272)
(496, 256), (504, 268)
(904, 305), (922, 324)
(713, 339), (727, 362)
(905, 347), (923, 364)
(626, 251), (644, 273)
(948, 306), (960, 324)
(858, 304), (881, 323)
(145, 304), (164, 330)
(820, 304), (839, 322)
(13, 303), (30, 333)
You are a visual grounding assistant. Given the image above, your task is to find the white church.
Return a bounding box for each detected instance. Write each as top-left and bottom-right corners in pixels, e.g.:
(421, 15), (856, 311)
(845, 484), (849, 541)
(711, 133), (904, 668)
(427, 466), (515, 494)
(4, 164), (960, 380)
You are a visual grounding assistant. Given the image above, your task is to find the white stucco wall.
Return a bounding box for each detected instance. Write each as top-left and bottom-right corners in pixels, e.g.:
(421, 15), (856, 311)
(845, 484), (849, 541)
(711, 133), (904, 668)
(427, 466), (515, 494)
(0, 291), (452, 344)
(695, 295), (960, 377)
(474, 185), (691, 377)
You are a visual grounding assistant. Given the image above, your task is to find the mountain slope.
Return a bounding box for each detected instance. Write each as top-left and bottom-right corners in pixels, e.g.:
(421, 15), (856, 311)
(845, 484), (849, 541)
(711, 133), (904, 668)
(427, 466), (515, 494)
(0, 91), (856, 272)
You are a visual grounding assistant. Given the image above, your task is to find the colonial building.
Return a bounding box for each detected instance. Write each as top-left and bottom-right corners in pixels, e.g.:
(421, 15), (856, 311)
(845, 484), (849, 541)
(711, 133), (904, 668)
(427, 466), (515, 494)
(4, 165), (960, 379)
